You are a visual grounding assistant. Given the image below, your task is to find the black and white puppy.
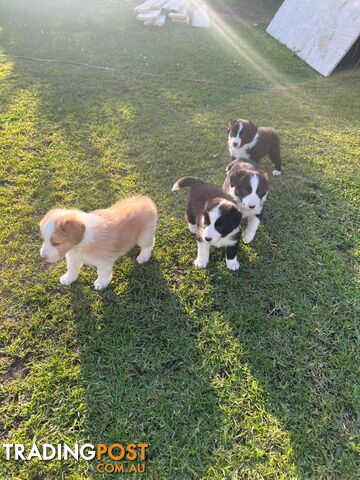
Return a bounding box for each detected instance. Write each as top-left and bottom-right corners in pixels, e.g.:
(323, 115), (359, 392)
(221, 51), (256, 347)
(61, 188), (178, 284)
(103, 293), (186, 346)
(223, 161), (269, 244)
(228, 118), (282, 176)
(172, 176), (242, 270)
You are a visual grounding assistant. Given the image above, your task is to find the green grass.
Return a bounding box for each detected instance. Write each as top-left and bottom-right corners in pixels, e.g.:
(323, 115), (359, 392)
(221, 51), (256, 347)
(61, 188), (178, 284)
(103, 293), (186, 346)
(0, 0), (359, 478)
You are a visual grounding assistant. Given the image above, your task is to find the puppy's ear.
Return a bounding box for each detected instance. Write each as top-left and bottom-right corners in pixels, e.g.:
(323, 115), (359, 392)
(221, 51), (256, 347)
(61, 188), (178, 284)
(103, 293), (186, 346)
(225, 160), (236, 175)
(229, 171), (246, 188)
(248, 119), (258, 136)
(229, 174), (238, 188)
(228, 118), (237, 133)
(230, 206), (242, 227)
(202, 208), (210, 225)
(259, 170), (269, 187)
(59, 215), (85, 245)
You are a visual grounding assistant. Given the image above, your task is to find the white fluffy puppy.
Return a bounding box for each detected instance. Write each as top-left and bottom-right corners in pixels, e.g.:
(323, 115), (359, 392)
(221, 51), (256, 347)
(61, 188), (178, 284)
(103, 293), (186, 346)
(40, 196), (157, 290)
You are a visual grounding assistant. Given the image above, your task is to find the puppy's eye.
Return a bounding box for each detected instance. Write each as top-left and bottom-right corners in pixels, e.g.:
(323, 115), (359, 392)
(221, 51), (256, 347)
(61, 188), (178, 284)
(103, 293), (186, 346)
(215, 221), (224, 232)
(51, 241), (61, 247)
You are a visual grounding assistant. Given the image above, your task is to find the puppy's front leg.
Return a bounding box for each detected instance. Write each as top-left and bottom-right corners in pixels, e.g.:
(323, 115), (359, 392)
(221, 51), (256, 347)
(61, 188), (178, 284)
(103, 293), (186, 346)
(226, 242), (240, 271)
(94, 263), (113, 291)
(60, 252), (83, 286)
(242, 215), (261, 244)
(194, 241), (210, 269)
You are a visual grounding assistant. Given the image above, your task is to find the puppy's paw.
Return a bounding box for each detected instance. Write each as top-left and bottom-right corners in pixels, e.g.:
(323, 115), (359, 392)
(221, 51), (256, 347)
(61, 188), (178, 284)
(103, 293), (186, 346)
(94, 279), (110, 291)
(60, 273), (76, 286)
(194, 258), (208, 269)
(136, 251), (152, 264)
(272, 169), (282, 176)
(242, 229), (255, 244)
(226, 258), (239, 271)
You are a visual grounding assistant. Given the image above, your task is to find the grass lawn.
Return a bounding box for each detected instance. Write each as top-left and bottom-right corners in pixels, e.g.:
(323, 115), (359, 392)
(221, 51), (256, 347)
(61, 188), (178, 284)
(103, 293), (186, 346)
(0, 0), (359, 478)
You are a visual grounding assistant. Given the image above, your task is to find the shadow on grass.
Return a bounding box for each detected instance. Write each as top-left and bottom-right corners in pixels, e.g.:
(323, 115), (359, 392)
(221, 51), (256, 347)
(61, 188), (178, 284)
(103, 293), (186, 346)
(68, 254), (300, 479)
(68, 260), (221, 479)
(203, 163), (359, 477)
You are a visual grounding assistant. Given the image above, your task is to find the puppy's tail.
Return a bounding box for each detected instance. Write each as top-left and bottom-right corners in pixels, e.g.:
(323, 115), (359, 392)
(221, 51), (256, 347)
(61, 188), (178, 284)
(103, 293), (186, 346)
(172, 176), (207, 192)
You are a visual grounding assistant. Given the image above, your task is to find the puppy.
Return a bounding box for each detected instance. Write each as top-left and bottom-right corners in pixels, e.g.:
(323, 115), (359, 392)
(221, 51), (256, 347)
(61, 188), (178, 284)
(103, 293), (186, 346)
(172, 176), (242, 270)
(228, 118), (282, 176)
(223, 160), (269, 244)
(40, 196), (157, 290)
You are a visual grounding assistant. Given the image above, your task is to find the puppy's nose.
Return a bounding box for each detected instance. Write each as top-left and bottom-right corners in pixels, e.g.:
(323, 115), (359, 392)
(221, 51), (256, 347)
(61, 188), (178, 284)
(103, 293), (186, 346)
(249, 205), (256, 209)
(233, 142), (239, 147)
(205, 237), (212, 242)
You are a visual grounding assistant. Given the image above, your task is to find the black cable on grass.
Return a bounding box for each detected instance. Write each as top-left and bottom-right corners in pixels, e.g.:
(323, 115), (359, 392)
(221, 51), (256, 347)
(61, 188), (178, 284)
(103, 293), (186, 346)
(2, 53), (359, 90)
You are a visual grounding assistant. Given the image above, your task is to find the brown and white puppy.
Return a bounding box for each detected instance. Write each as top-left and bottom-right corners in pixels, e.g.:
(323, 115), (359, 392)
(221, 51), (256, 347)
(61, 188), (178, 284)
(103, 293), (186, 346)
(40, 196), (157, 290)
(223, 160), (269, 244)
(228, 118), (282, 176)
(172, 176), (242, 270)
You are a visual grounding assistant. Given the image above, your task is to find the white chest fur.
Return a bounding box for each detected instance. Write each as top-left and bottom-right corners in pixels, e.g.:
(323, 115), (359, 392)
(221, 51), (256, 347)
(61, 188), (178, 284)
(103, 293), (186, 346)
(214, 228), (240, 248)
(229, 144), (251, 160)
(240, 205), (263, 218)
(228, 132), (259, 159)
